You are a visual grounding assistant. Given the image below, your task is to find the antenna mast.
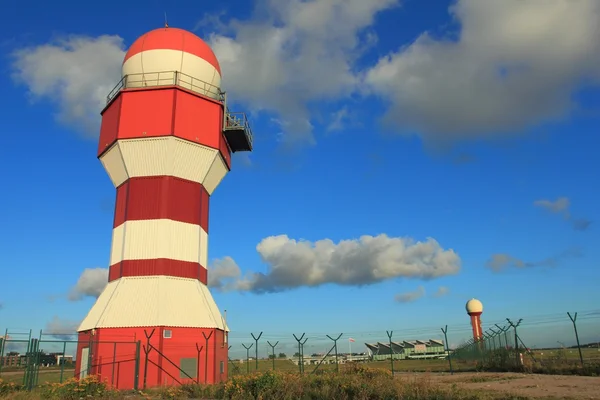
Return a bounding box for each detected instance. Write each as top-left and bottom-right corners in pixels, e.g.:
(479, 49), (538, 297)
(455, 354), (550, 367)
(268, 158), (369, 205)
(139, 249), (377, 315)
(164, 12), (169, 28)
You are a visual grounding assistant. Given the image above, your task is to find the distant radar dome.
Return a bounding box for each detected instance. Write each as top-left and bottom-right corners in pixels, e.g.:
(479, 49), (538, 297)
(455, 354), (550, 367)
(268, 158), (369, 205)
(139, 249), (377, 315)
(122, 27), (222, 99)
(466, 298), (483, 314)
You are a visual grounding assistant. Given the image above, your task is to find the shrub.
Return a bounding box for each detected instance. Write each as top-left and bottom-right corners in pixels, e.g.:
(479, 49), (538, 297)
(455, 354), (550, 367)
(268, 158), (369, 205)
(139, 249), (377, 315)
(0, 379), (24, 396)
(37, 375), (118, 400)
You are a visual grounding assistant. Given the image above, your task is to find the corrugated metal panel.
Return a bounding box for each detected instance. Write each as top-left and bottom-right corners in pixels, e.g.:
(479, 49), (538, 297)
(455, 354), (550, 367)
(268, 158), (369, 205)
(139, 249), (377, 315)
(171, 138), (218, 183)
(113, 176), (207, 230)
(108, 259), (207, 283)
(119, 89), (175, 139)
(203, 153), (228, 195)
(78, 276), (227, 331)
(113, 181), (129, 227)
(199, 228), (208, 269)
(110, 219), (206, 265)
(218, 131), (231, 170)
(99, 143), (129, 187)
(77, 280), (120, 331)
(118, 137), (171, 178)
(98, 95), (122, 156)
(117, 137), (219, 185)
(201, 186), (209, 233)
(172, 89), (222, 150)
(109, 222), (126, 266)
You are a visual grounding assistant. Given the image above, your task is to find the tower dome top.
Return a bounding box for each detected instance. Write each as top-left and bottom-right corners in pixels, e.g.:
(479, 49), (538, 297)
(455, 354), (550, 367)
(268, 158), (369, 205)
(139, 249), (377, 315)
(466, 298), (483, 314)
(123, 27), (221, 74)
(120, 27), (223, 100)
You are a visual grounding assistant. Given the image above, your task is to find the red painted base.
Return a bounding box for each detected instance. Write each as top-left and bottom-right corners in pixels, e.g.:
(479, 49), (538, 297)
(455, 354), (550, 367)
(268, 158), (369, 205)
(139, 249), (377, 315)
(75, 326), (228, 390)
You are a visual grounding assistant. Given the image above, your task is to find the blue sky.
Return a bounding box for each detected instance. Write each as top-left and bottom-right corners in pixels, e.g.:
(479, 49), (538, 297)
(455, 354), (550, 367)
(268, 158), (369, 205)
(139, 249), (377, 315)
(1, 0), (599, 356)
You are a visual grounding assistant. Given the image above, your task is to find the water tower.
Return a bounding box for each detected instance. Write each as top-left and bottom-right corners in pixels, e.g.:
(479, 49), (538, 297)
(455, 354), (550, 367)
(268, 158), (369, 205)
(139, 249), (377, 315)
(74, 26), (252, 390)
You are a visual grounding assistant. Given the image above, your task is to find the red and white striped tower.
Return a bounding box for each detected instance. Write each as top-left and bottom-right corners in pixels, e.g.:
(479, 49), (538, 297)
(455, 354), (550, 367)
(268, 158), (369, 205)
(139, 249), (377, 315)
(75, 26), (253, 390)
(466, 298), (484, 342)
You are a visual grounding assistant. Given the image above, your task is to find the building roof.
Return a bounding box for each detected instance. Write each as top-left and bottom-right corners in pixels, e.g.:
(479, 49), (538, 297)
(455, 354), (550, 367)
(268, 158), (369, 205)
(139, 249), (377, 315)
(78, 276), (228, 332)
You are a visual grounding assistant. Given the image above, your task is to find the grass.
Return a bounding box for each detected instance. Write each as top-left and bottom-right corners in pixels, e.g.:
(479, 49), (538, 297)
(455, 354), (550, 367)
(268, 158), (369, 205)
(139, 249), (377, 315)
(0, 366), (535, 400)
(2, 347), (599, 386)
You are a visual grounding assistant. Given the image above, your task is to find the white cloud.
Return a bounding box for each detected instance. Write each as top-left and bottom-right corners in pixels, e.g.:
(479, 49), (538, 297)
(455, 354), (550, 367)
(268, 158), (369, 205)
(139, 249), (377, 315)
(486, 247), (582, 272)
(207, 0), (398, 145)
(534, 197), (570, 214)
(534, 197), (592, 231)
(433, 286), (450, 298)
(44, 316), (80, 340)
(214, 234), (460, 293)
(208, 256), (245, 291)
(11, 35), (125, 136)
(394, 286), (425, 303)
(68, 267), (108, 301)
(366, 0), (600, 146)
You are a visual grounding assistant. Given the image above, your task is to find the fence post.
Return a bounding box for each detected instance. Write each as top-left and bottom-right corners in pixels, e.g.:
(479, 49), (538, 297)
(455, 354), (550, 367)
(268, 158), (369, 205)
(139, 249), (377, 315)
(242, 343), (253, 374)
(134, 341), (141, 391)
(0, 337), (4, 377)
(22, 338), (32, 387)
(441, 326), (453, 375)
(567, 312), (585, 368)
(507, 319), (522, 369)
(60, 341), (67, 384)
(385, 331), (395, 375)
(267, 341), (279, 371)
(251, 332), (263, 371)
(326, 334), (343, 373)
(299, 338), (308, 373)
(143, 329), (155, 389)
(202, 331), (213, 383)
(195, 344), (204, 384)
(293, 334), (306, 374)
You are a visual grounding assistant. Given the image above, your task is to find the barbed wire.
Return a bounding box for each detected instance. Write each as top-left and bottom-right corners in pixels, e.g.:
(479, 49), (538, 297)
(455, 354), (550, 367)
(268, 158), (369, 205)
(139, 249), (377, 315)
(2, 309), (598, 346)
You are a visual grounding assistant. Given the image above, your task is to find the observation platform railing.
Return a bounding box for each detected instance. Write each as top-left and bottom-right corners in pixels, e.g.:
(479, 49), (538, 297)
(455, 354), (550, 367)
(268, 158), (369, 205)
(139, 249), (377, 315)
(106, 71), (224, 104)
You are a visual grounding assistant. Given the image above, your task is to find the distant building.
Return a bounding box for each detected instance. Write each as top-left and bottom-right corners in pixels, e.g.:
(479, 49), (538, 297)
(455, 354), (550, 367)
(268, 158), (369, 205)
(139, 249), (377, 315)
(365, 339), (447, 361)
(289, 353), (370, 366)
(0, 353), (21, 367)
(0, 352), (73, 367)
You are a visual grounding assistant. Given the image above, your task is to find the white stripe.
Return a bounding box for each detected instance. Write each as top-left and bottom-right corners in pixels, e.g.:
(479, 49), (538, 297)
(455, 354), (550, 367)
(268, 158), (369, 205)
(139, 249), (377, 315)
(100, 137), (229, 194)
(122, 49), (221, 100)
(78, 276), (228, 331)
(99, 143), (128, 186)
(110, 219), (208, 265)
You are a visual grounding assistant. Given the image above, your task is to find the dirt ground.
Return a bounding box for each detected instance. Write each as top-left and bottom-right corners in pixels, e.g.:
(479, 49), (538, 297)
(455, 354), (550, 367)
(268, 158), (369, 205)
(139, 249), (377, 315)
(401, 371), (600, 399)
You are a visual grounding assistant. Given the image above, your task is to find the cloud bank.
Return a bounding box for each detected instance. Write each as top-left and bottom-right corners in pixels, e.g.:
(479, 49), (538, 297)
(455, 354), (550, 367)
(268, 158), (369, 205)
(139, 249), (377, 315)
(366, 0), (600, 146)
(210, 234), (460, 293)
(486, 247), (583, 273)
(394, 286), (425, 303)
(11, 35), (126, 136)
(44, 316), (81, 340)
(68, 267), (109, 301)
(10, 0), (600, 146)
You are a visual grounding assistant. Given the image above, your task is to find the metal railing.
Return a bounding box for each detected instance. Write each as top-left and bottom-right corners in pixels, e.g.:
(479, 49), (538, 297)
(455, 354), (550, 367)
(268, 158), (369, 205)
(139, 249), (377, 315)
(106, 71), (224, 104)
(224, 112), (254, 150)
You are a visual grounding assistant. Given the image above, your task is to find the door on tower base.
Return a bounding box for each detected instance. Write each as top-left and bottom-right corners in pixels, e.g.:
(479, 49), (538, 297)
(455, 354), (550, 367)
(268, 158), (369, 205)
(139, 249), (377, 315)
(80, 348), (89, 379)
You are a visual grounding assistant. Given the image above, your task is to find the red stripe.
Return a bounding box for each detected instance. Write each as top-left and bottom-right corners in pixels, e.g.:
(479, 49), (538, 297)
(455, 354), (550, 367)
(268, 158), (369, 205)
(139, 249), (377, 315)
(109, 259), (208, 284)
(114, 176), (209, 231)
(124, 27), (221, 74)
